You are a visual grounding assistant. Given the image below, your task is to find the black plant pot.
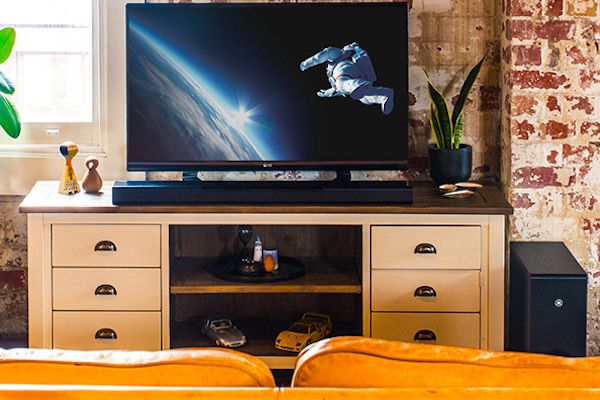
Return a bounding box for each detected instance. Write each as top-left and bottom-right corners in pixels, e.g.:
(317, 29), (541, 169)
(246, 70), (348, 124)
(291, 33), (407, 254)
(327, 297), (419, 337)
(428, 144), (472, 185)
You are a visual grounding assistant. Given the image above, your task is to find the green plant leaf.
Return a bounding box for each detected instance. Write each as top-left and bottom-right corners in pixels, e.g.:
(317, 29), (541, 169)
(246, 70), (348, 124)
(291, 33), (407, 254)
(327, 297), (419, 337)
(0, 70), (15, 94)
(425, 76), (453, 149)
(0, 93), (21, 138)
(0, 27), (16, 65)
(430, 104), (444, 148)
(453, 115), (463, 149)
(451, 55), (486, 129)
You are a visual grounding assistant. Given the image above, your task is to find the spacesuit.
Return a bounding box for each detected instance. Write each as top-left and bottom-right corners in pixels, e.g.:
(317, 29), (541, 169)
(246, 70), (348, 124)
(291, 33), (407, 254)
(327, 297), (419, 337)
(300, 42), (394, 115)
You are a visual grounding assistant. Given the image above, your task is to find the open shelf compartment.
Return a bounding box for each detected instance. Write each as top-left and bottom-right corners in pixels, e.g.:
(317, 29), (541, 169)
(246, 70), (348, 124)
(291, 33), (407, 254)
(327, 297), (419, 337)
(168, 225), (363, 368)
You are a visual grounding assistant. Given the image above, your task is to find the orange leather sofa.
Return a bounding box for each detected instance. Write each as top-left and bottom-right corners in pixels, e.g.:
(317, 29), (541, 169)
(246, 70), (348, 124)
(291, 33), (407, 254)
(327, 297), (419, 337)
(293, 336), (600, 388)
(3, 337), (600, 399)
(3, 386), (600, 400)
(0, 347), (275, 387)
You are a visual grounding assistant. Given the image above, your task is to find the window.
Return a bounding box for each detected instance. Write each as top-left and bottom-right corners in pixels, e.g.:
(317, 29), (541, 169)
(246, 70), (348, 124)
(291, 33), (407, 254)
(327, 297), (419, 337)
(0, 0), (142, 195)
(0, 0), (103, 153)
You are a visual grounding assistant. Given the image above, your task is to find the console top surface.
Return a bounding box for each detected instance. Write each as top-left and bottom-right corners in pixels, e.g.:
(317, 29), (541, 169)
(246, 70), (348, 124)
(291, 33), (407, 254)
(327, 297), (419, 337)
(20, 181), (512, 215)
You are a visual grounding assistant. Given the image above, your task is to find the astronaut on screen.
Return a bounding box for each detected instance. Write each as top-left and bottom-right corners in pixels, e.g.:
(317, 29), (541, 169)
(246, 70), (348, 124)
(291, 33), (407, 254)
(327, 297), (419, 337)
(300, 42), (394, 115)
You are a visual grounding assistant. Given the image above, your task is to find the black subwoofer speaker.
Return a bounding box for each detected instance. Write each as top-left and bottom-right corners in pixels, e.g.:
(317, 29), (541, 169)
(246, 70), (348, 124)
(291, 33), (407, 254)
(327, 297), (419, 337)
(508, 242), (587, 357)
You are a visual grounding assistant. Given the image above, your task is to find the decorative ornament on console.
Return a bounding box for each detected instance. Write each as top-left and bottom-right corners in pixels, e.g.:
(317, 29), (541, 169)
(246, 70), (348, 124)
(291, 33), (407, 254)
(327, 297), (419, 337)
(82, 156), (103, 194)
(58, 141), (80, 195)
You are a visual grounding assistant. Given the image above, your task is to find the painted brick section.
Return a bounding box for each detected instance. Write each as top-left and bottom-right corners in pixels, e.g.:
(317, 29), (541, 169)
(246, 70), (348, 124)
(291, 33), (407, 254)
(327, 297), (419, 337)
(512, 71), (569, 89)
(543, 120), (572, 139)
(580, 70), (600, 89)
(536, 20), (576, 40)
(510, 20), (537, 40)
(567, 96), (595, 115)
(567, 0), (598, 16)
(512, 95), (538, 115)
(505, 0), (600, 355)
(567, 46), (587, 65)
(513, 45), (542, 66)
(513, 166), (576, 188)
(546, 0), (564, 16)
(511, 0), (541, 16)
(582, 121), (600, 138)
(512, 119), (535, 139)
(547, 96), (562, 111)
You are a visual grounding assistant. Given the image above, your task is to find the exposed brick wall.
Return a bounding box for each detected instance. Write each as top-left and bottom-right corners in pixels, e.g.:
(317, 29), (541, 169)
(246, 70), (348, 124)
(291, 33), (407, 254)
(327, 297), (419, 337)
(0, 196), (27, 338)
(503, 0), (600, 354)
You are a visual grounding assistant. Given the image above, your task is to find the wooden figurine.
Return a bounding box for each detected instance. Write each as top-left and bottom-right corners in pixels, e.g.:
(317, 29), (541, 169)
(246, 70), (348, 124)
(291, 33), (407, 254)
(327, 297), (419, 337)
(58, 141), (81, 195)
(82, 156), (103, 194)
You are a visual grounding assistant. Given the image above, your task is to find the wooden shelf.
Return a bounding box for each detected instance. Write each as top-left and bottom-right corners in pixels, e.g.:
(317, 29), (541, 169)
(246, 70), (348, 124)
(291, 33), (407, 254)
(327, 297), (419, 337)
(170, 319), (358, 369)
(170, 257), (361, 294)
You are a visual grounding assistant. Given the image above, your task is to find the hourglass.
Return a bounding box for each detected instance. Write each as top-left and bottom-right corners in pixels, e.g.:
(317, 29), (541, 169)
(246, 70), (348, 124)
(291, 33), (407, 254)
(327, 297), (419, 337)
(236, 225), (262, 276)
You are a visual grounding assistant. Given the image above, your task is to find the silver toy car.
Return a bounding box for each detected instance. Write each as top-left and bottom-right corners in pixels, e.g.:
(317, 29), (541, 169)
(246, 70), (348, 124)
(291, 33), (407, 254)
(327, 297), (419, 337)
(200, 318), (246, 348)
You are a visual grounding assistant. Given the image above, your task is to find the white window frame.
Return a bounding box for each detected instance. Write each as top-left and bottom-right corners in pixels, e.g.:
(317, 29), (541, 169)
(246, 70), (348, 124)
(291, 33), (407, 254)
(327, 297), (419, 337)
(0, 0), (144, 195)
(0, 0), (106, 158)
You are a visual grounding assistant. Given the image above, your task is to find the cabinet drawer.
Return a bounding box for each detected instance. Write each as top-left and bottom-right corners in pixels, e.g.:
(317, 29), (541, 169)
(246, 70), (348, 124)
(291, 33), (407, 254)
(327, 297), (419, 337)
(53, 268), (161, 311)
(52, 225), (161, 267)
(372, 312), (480, 349)
(372, 270), (480, 312)
(53, 311), (161, 350)
(371, 226), (481, 270)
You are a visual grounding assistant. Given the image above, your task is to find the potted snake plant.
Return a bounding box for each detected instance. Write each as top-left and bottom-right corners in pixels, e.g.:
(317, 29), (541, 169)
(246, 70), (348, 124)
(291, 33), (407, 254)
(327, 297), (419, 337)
(0, 27), (20, 139)
(425, 55), (485, 185)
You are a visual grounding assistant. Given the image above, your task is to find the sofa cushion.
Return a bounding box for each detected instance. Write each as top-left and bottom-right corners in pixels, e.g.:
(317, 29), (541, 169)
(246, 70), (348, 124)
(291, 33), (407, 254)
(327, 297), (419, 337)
(0, 385), (278, 400)
(0, 348), (274, 387)
(292, 336), (600, 388)
(282, 387), (600, 400)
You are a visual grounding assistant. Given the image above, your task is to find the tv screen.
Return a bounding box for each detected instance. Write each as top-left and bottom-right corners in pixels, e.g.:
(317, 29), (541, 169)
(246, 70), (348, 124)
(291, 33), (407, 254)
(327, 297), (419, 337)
(126, 3), (408, 171)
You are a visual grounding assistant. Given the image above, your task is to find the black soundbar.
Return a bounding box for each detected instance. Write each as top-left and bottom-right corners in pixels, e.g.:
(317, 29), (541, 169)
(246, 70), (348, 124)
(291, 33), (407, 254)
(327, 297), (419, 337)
(112, 180), (413, 205)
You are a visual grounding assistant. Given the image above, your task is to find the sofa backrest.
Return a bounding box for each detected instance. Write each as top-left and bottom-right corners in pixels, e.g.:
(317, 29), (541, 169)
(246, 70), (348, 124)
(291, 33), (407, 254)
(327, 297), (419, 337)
(0, 348), (275, 387)
(292, 336), (600, 388)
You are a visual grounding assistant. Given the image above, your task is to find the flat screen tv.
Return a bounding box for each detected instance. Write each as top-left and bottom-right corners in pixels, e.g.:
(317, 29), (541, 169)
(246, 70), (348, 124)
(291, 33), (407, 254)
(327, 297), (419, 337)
(126, 3), (408, 172)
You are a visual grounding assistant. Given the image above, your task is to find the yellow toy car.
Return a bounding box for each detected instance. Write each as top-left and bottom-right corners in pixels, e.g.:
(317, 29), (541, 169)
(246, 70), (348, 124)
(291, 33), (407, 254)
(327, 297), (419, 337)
(275, 312), (332, 353)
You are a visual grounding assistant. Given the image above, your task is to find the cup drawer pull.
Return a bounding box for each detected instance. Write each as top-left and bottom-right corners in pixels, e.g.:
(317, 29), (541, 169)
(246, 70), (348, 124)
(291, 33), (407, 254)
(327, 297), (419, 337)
(414, 286), (437, 297)
(95, 328), (118, 340)
(94, 284), (117, 296)
(414, 329), (437, 342)
(94, 240), (117, 252)
(414, 243), (437, 254)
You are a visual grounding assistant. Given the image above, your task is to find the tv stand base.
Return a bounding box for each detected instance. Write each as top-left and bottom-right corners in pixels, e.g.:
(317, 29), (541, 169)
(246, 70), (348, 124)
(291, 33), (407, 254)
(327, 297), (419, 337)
(112, 180), (413, 205)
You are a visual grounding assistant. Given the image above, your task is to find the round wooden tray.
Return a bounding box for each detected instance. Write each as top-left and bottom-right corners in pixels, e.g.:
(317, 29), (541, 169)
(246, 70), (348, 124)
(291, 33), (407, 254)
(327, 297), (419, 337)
(210, 256), (305, 283)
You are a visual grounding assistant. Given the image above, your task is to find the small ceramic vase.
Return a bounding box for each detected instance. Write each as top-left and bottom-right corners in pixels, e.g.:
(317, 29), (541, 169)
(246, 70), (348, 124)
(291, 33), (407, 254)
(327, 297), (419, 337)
(82, 156), (103, 194)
